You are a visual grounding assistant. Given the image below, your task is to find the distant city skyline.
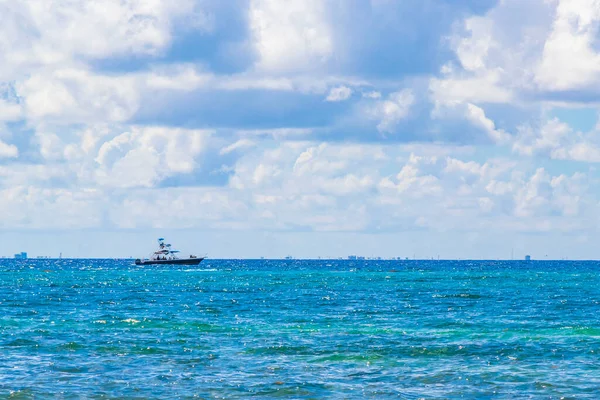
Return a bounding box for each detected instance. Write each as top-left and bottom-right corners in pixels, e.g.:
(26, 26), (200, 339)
(0, 229), (589, 260)
(1, 1), (599, 259)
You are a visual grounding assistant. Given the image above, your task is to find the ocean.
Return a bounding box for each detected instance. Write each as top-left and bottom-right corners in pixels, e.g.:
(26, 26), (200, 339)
(1, 259), (599, 398)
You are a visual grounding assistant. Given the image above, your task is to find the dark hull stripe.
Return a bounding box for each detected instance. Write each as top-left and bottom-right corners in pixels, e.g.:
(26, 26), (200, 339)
(134, 258), (204, 266)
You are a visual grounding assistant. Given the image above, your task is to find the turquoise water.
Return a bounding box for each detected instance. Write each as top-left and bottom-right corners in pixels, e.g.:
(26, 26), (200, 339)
(1, 259), (600, 398)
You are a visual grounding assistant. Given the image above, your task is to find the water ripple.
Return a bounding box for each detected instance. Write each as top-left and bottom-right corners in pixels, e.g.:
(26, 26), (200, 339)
(0, 259), (599, 398)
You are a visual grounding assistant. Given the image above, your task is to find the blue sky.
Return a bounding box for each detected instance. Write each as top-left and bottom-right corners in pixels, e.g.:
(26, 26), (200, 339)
(1, 0), (600, 259)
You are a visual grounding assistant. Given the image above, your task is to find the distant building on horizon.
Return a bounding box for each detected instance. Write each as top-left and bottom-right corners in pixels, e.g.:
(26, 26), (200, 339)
(14, 252), (27, 260)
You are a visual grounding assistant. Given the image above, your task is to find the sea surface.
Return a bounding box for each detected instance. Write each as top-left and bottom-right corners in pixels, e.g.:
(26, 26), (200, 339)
(1, 259), (599, 399)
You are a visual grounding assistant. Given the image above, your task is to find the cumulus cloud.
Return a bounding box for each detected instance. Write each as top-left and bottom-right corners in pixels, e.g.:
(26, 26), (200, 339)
(16, 67), (139, 123)
(511, 168), (588, 219)
(428, 0), (600, 155)
(325, 86), (352, 102)
(362, 91), (381, 99)
(221, 141), (595, 233)
(219, 139), (257, 155)
(435, 0), (600, 100)
(95, 126), (212, 188)
(0, 0), (597, 251)
(430, 69), (512, 108)
(0, 186), (103, 229)
(0, 0), (209, 80)
(0, 99), (22, 121)
(0, 140), (18, 158)
(536, 0), (600, 91)
(513, 117), (600, 162)
(110, 188), (248, 229)
(249, 0), (332, 72)
(367, 89), (415, 133)
(465, 103), (511, 144)
(146, 65), (213, 91)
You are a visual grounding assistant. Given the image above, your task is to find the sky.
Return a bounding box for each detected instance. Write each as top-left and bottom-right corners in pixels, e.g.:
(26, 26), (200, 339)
(1, 0), (600, 259)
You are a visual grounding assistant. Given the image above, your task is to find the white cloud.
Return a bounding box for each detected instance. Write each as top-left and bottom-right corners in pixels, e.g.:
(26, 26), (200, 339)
(0, 164), (68, 187)
(429, 7), (521, 110)
(362, 91), (382, 99)
(437, 0), (600, 99)
(146, 65), (213, 91)
(0, 130), (594, 235)
(16, 67), (139, 123)
(319, 174), (375, 196)
(513, 168), (552, 217)
(110, 188), (248, 229)
(465, 103), (511, 144)
(35, 129), (64, 161)
(237, 128), (314, 140)
(216, 74), (295, 91)
(454, 16), (495, 72)
(536, 0), (600, 91)
(326, 86), (352, 102)
(430, 1), (600, 151)
(293, 144), (348, 176)
(513, 117), (600, 162)
(0, 0), (208, 80)
(379, 154), (443, 197)
(14, 64), (217, 125)
(0, 186), (103, 229)
(219, 139), (257, 155)
(95, 126), (212, 188)
(430, 69), (513, 108)
(249, 0), (333, 72)
(510, 167), (587, 219)
(367, 89), (415, 133)
(215, 74), (368, 95)
(227, 142), (387, 230)
(13, 64), (371, 128)
(0, 140), (18, 158)
(0, 99), (22, 121)
(0, 0), (597, 245)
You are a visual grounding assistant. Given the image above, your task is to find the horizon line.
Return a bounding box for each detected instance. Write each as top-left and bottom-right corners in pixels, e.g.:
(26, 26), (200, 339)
(0, 257), (588, 261)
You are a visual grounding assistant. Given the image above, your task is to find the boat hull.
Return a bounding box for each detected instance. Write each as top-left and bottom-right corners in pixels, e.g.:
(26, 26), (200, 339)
(135, 257), (204, 266)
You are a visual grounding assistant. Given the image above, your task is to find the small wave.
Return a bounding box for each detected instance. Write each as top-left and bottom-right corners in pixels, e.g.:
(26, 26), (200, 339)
(183, 268), (218, 272)
(5, 338), (38, 347)
(59, 342), (85, 351)
(431, 293), (483, 299)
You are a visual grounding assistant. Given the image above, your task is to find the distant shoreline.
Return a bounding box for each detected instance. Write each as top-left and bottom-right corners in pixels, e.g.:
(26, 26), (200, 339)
(0, 257), (587, 261)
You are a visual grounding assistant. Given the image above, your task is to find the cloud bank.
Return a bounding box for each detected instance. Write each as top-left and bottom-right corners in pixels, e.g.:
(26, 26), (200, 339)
(2, 0), (600, 257)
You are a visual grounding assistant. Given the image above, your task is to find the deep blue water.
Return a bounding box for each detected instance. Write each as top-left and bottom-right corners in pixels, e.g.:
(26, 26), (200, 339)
(1, 259), (600, 399)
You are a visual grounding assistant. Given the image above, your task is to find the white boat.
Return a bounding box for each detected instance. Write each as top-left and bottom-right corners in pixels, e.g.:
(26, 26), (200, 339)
(135, 238), (204, 266)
